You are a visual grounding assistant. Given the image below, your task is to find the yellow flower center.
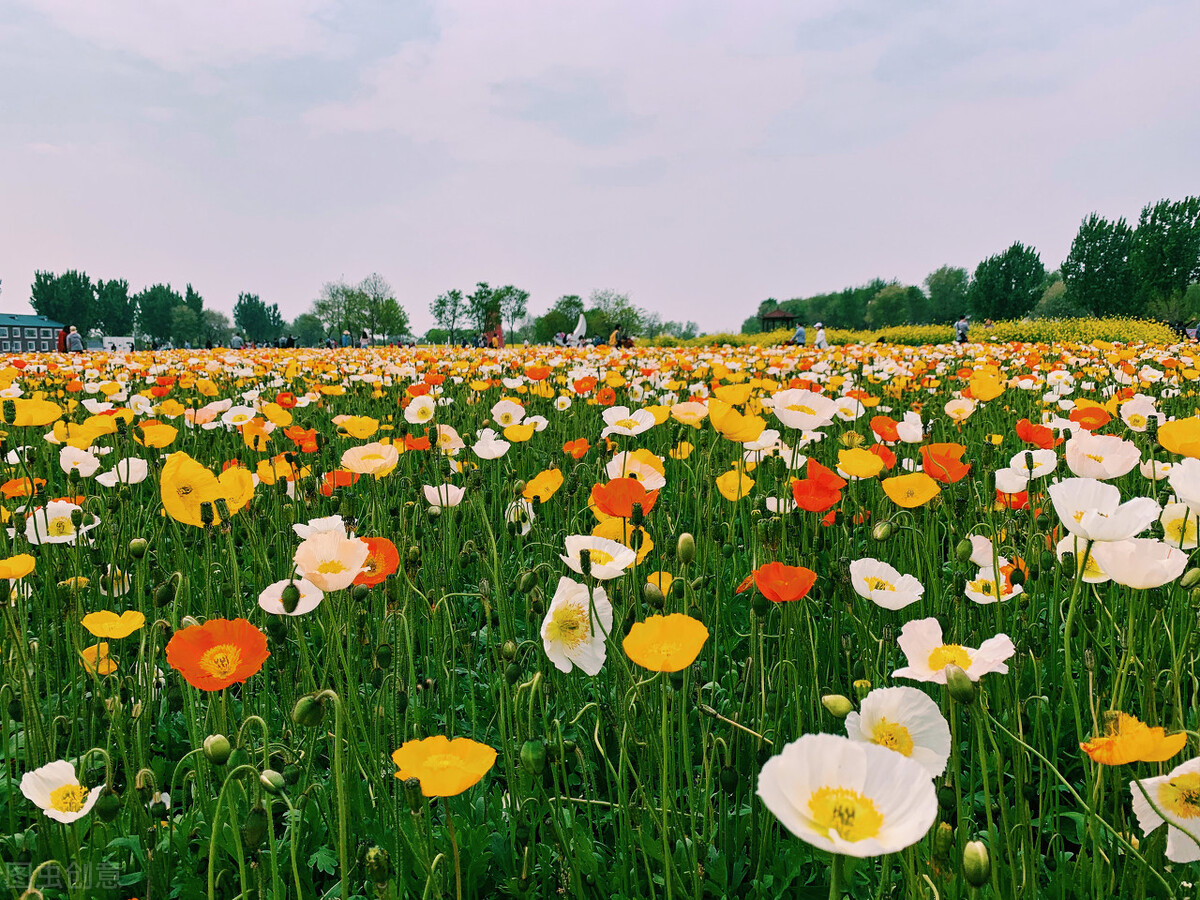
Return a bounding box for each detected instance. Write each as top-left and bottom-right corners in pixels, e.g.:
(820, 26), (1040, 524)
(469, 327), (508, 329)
(1085, 453), (1105, 463)
(614, 418), (639, 430)
(808, 786), (884, 842)
(1158, 773), (1200, 820)
(199, 643), (243, 680)
(1128, 414), (1146, 428)
(317, 560), (347, 574)
(787, 404), (816, 415)
(416, 406), (433, 421)
(1080, 554), (1104, 578)
(49, 783), (89, 813)
(498, 413), (513, 425)
(1165, 516), (1196, 545)
(928, 643), (971, 671)
(870, 718), (914, 756)
(968, 577), (999, 596)
(47, 516), (76, 537)
(546, 602), (589, 649)
(587, 550), (615, 566)
(864, 576), (894, 592)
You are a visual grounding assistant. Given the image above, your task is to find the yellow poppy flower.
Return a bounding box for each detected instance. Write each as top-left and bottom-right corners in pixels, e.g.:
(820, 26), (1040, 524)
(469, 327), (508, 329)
(716, 468), (755, 501)
(503, 423), (537, 443)
(881, 472), (941, 508)
(0, 553), (35, 580)
(81, 610), (146, 639)
(80, 643), (117, 676)
(623, 614), (709, 672)
(523, 468), (564, 502)
(669, 441), (694, 460)
(340, 416), (379, 439)
(391, 735), (497, 797)
(838, 448), (885, 480)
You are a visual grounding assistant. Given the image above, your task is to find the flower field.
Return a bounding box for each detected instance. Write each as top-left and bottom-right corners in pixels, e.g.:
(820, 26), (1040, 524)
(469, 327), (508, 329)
(5, 337), (1200, 899)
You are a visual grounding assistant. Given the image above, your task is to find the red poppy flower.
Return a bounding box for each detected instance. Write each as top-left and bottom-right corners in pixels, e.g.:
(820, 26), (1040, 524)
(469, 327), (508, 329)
(807, 460), (848, 492)
(407, 382), (432, 397)
(753, 562), (818, 603)
(150, 385), (171, 398)
(920, 443), (971, 484)
(591, 478), (658, 518)
(791, 478), (842, 513)
(525, 365), (551, 381)
(355, 537), (400, 586)
(166, 618), (269, 691)
(424, 373), (446, 386)
(574, 377), (597, 395)
(996, 489), (1028, 510)
(735, 573), (754, 594)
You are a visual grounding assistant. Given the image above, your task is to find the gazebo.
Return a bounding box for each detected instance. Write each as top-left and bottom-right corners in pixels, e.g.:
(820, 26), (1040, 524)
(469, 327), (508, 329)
(759, 307), (798, 333)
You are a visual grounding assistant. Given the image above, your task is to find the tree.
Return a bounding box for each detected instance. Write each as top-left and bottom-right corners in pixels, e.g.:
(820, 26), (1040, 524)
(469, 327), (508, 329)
(135, 284), (184, 343)
(1131, 197), (1200, 309)
(94, 279), (135, 335)
(534, 295), (584, 343)
(169, 305), (199, 346)
(289, 313), (325, 347)
(200, 309), (234, 347)
(866, 283), (909, 328)
(1061, 213), (1136, 317)
(587, 289), (642, 337)
(430, 289), (465, 344)
(358, 273), (408, 341)
(1031, 281), (1088, 319)
(497, 285), (531, 335)
(968, 243), (1045, 321)
(924, 266), (970, 324)
(313, 281), (364, 338)
(31, 270), (95, 334)
(233, 293), (284, 344)
(184, 284), (204, 321)
(466, 282), (501, 335)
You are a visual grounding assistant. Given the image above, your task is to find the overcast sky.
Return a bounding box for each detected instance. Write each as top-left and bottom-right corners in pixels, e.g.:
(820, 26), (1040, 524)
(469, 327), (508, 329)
(2, 0), (1198, 335)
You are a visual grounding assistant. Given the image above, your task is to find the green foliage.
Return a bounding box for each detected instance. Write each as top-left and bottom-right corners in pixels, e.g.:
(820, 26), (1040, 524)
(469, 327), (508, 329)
(1131, 196), (1200, 310)
(1031, 281), (1088, 320)
(200, 309), (234, 347)
(31, 270), (95, 334)
(94, 278), (135, 335)
(466, 282), (502, 334)
(169, 304), (200, 345)
(923, 266), (969, 324)
(289, 312), (326, 347)
(430, 289), (465, 343)
(135, 283), (184, 343)
(496, 285), (531, 334)
(233, 292), (284, 344)
(1062, 213), (1136, 317)
(533, 295), (584, 343)
(968, 242), (1046, 320)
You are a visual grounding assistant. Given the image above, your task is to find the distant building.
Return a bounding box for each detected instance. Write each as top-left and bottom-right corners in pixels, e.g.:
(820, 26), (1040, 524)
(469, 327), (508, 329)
(0, 313), (64, 353)
(759, 307), (798, 333)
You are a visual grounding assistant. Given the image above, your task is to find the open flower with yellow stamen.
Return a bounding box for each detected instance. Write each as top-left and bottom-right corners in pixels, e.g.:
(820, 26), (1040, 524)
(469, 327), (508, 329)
(165, 618), (269, 691)
(757, 733), (938, 858)
(1082, 711), (1187, 766)
(540, 576), (613, 675)
(846, 686), (951, 778)
(1130, 757), (1200, 863)
(849, 559), (924, 611)
(892, 617), (1014, 685)
(23, 499), (99, 545)
(964, 566), (1022, 605)
(21, 760), (103, 824)
(561, 535), (636, 581)
(1048, 477), (1159, 542)
(294, 530), (370, 592)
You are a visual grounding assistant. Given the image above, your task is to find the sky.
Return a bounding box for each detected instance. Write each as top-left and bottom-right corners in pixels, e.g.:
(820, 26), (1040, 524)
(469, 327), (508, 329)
(2, 0), (1198, 336)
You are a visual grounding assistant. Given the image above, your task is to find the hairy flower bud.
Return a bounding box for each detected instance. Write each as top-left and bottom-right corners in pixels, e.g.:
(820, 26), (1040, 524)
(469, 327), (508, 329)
(821, 694), (854, 718)
(676, 533), (696, 565)
(203, 734), (232, 765)
(945, 664), (975, 705)
(962, 840), (991, 888)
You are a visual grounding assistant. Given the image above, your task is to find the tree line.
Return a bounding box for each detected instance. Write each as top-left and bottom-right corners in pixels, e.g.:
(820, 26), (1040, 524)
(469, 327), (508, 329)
(427, 284), (697, 344)
(741, 196), (1200, 333)
(27, 272), (412, 348)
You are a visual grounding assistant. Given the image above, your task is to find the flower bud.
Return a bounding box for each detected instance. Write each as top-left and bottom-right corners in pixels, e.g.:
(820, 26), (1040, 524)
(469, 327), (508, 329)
(578, 549), (592, 577)
(871, 520), (894, 542)
(500, 640), (517, 661)
(95, 789), (122, 822)
(377, 643), (394, 668)
(630, 502), (644, 528)
(281, 582), (301, 614)
(520, 739), (547, 774)
(404, 776), (424, 813)
(203, 734), (232, 765)
(154, 576), (178, 607)
(821, 694), (854, 718)
(643, 581), (664, 607)
(962, 840), (991, 888)
(676, 533), (696, 565)
(365, 846), (391, 885)
(945, 664), (975, 705)
(129, 537), (148, 559)
(852, 679), (871, 701)
(1182, 568), (1200, 590)
(351, 584), (369, 602)
(955, 539), (973, 564)
(933, 821), (955, 863)
(242, 803), (269, 847)
(292, 695), (326, 728)
(259, 769), (287, 796)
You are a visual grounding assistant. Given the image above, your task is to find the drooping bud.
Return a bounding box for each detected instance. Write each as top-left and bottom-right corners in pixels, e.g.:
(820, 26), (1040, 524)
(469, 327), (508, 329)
(821, 694), (854, 718)
(933, 821), (955, 863)
(1182, 568), (1200, 590)
(501, 640), (518, 661)
(292, 695), (325, 728)
(955, 539), (973, 564)
(129, 537), (148, 559)
(242, 803), (269, 847)
(404, 776), (424, 813)
(520, 739), (547, 774)
(203, 734), (232, 765)
(962, 840), (991, 888)
(630, 502), (644, 528)
(944, 664), (976, 705)
(259, 769), (286, 796)
(871, 520), (893, 542)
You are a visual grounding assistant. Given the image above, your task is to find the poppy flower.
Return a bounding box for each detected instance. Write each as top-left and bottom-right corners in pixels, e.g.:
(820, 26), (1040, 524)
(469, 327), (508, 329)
(2, 477), (45, 499)
(354, 537), (400, 586)
(708, 399), (766, 443)
(524, 468), (564, 502)
(0, 553), (35, 580)
(1069, 405), (1111, 432)
(166, 618), (270, 691)
(1015, 418), (1063, 450)
(891, 617), (1014, 684)
(591, 478), (658, 519)
(80, 643), (117, 676)
(82, 610), (146, 639)
(573, 377), (597, 395)
(838, 448), (885, 480)
(881, 473), (941, 508)
(753, 562), (817, 603)
(563, 438), (590, 459)
(20, 760), (103, 824)
(792, 478), (842, 513)
(623, 614), (709, 672)
(870, 416), (900, 443)
(846, 686), (951, 777)
(716, 468), (755, 501)
(405, 433), (432, 451)
(920, 444), (971, 484)
(275, 392), (297, 408)
(1081, 712), (1188, 766)
(1131, 758), (1200, 862)
(391, 735), (497, 797)
(1159, 417), (1200, 458)
(596, 386), (617, 406)
(868, 443), (897, 470)
(319, 469), (361, 496)
(541, 576), (613, 675)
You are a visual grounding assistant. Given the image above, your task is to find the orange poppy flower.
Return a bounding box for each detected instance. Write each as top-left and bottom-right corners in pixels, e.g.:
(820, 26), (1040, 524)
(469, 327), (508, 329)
(1015, 418), (1063, 450)
(591, 478), (658, 519)
(319, 470), (361, 497)
(405, 433), (432, 451)
(596, 386), (617, 406)
(1069, 407), (1111, 432)
(407, 382), (432, 397)
(996, 489), (1028, 510)
(573, 377), (597, 395)
(791, 478), (842, 513)
(1080, 712), (1188, 766)
(753, 562), (817, 603)
(920, 443), (971, 484)
(275, 392), (297, 409)
(423, 373), (446, 386)
(868, 443), (896, 470)
(2, 477), (45, 499)
(166, 618), (269, 691)
(870, 416), (899, 442)
(354, 537), (400, 586)
(563, 438), (590, 459)
(525, 365), (551, 381)
(150, 385), (171, 398)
